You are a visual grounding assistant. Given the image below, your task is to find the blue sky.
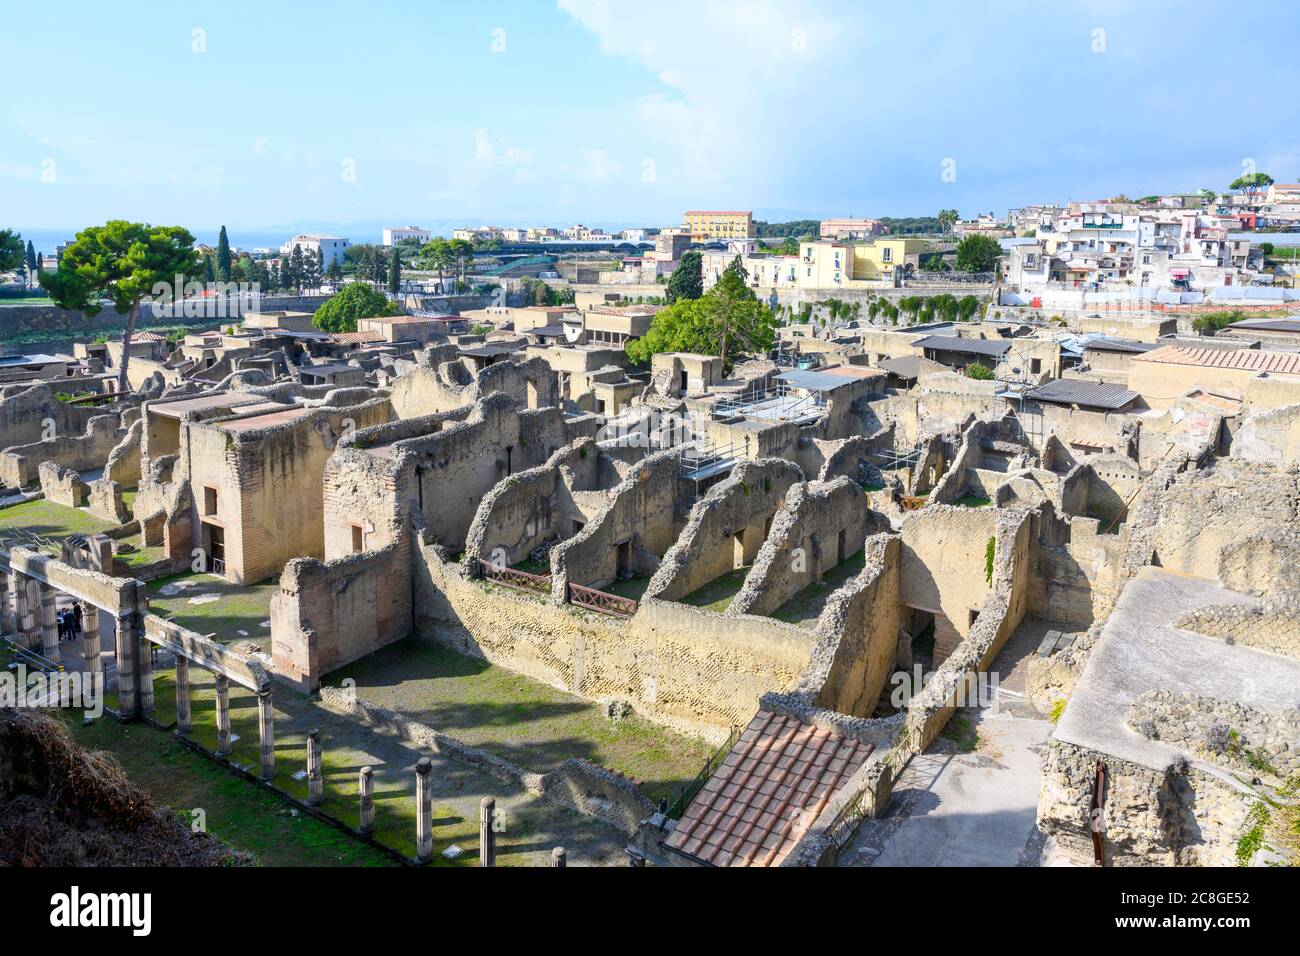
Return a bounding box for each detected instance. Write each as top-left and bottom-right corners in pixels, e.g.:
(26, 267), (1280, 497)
(2, 0), (1298, 236)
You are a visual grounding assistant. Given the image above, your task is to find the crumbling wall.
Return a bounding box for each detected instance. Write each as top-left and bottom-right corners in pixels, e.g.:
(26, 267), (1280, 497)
(646, 458), (802, 602)
(1038, 738), (1256, 867)
(1175, 599), (1300, 661)
(103, 416), (143, 487)
(464, 439), (603, 567)
(898, 504), (998, 658)
(390, 356), (559, 419)
(797, 534), (903, 717)
(270, 542), (413, 690)
(549, 449), (682, 595)
(729, 477), (871, 618)
(37, 461), (87, 507)
(0, 413), (122, 488)
(0, 382), (127, 451)
(414, 542), (814, 739)
(1231, 402), (1300, 467)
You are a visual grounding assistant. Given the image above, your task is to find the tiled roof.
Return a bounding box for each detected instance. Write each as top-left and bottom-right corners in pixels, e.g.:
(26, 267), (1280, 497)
(331, 331), (384, 345)
(132, 332), (167, 343)
(1133, 345), (1300, 376)
(663, 710), (872, 867)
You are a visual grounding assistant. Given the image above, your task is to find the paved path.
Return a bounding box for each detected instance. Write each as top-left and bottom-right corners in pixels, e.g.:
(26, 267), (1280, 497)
(839, 618), (1062, 867)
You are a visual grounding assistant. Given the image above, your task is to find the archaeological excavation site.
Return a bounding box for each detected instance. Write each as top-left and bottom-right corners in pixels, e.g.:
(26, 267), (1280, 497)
(2, 300), (1297, 876)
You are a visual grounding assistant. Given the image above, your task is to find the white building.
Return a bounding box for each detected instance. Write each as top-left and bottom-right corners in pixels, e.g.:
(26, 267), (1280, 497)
(381, 226), (431, 247)
(281, 234), (349, 269)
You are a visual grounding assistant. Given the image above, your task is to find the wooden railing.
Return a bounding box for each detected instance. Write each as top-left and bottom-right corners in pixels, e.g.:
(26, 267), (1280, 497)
(899, 495), (928, 511)
(480, 559), (551, 595)
(567, 582), (638, 618)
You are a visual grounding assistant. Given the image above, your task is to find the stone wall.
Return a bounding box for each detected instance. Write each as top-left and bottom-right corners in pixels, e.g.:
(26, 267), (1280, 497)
(645, 458), (802, 602)
(463, 438), (604, 568)
(899, 504), (999, 658)
(1128, 689), (1300, 780)
(414, 542), (815, 739)
(390, 355), (559, 419)
(271, 542), (413, 690)
(0, 413), (123, 488)
(0, 382), (131, 452)
(1174, 599), (1300, 661)
(37, 461), (87, 507)
(729, 477), (871, 618)
(549, 448), (683, 596)
(1038, 737), (1256, 866)
(799, 534), (903, 717)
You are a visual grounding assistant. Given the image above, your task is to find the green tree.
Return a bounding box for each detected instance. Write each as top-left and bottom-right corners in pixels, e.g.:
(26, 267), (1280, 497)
(417, 238), (454, 292)
(448, 238), (475, 283)
(954, 234), (1001, 273)
(39, 221), (200, 392)
(627, 255), (776, 371)
(326, 258), (343, 286)
(289, 244), (305, 294)
(24, 241), (37, 287)
(0, 229), (22, 274)
(965, 362), (994, 380)
(387, 246), (402, 295)
(216, 225), (233, 282)
(665, 250), (703, 303)
(1229, 172), (1273, 207)
(311, 282), (402, 334)
(938, 209), (959, 234)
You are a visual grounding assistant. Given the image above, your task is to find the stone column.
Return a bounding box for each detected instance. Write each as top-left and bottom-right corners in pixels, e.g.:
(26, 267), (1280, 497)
(0, 572), (11, 636)
(38, 582), (59, 665)
(214, 674), (231, 755)
(114, 611), (139, 719)
(306, 729), (323, 806)
(174, 656), (192, 734)
(137, 635), (154, 715)
(358, 766), (375, 835)
(257, 689), (275, 781)
(81, 601), (101, 678)
(415, 758), (433, 863)
(551, 847), (567, 868)
(11, 573), (30, 647)
(479, 797), (496, 868)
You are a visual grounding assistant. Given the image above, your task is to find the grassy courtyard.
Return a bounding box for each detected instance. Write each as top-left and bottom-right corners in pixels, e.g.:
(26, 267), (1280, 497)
(324, 636), (715, 804)
(679, 566), (750, 614)
(145, 572), (278, 647)
(0, 498), (117, 543)
(771, 550), (867, 628)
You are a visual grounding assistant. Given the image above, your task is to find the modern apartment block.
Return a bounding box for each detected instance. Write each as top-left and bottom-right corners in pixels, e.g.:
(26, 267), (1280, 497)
(381, 226), (431, 246)
(280, 234), (349, 268)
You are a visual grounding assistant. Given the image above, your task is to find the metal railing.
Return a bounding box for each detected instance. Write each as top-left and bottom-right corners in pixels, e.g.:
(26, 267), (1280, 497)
(677, 440), (741, 479)
(711, 383), (825, 421)
(480, 558), (551, 595)
(211, 557), (226, 576)
(1, 636), (64, 674)
(667, 724), (742, 819)
(567, 581), (638, 617)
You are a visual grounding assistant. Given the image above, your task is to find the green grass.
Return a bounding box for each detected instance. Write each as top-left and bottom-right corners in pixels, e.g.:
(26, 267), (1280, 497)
(324, 636), (714, 804)
(510, 557), (550, 576)
(955, 494), (992, 508)
(604, 575), (651, 602)
(145, 572), (278, 647)
(54, 710), (395, 867)
(940, 714), (979, 753)
(0, 498), (117, 542)
(680, 566), (750, 614)
(771, 550), (867, 628)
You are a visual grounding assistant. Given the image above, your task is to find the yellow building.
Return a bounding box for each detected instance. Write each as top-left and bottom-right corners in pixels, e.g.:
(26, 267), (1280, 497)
(683, 210), (756, 240)
(796, 238), (927, 289)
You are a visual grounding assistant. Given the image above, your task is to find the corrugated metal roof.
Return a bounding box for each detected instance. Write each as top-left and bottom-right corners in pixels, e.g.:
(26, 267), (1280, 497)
(773, 368), (860, 392)
(1025, 379), (1139, 410)
(913, 335), (1012, 358)
(1083, 337), (1161, 354)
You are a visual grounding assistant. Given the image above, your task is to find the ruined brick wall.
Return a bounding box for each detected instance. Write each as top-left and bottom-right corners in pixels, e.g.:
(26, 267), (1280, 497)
(549, 448), (683, 595)
(0, 413), (123, 488)
(38, 461), (87, 507)
(801, 534), (903, 717)
(646, 458), (802, 602)
(898, 504), (998, 652)
(270, 542), (413, 690)
(729, 477), (872, 618)
(0, 382), (128, 452)
(186, 398), (393, 583)
(463, 439), (603, 567)
(390, 356), (559, 419)
(414, 543), (815, 739)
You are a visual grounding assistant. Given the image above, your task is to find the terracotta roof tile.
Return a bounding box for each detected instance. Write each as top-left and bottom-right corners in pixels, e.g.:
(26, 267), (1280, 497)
(1134, 345), (1300, 376)
(662, 710), (873, 867)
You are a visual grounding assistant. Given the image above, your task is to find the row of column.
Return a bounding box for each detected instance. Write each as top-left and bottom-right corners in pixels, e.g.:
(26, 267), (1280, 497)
(184, 667), (277, 782)
(4, 570), (106, 679)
